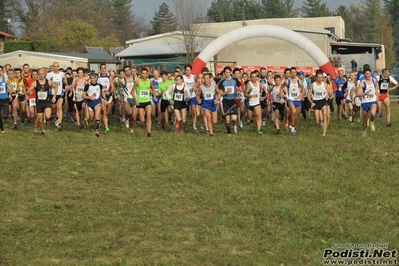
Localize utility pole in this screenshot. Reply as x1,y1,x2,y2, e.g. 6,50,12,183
242,0,246,27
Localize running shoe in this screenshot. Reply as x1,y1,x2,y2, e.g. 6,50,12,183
284,124,289,131
386,122,392,127
192,125,198,132
356,118,360,124
41,131,46,136
105,127,110,133
234,125,237,134
257,130,263,135
85,119,89,126
58,124,62,131
371,124,375,131
147,133,152,137
125,120,129,129
95,130,100,137
276,129,281,134
175,121,180,129
13,123,17,130
33,127,38,133
240,125,245,130
55,121,59,127
362,130,367,137
262,120,266,127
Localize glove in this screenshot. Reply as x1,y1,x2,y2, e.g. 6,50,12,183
169,99,174,105
185,97,191,103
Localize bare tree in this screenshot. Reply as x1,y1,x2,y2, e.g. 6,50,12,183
172,0,209,63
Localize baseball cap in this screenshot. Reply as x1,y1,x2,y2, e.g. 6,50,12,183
298,71,304,76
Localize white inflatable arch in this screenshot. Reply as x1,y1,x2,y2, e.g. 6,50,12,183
192,25,337,78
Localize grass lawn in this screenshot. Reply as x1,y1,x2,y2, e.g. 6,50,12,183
1,103,398,265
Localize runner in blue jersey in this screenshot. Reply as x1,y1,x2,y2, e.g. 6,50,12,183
218,66,241,136
334,69,347,120
0,66,11,132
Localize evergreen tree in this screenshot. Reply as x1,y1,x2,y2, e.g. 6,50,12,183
358,0,383,43
150,2,177,35
301,0,331,17
384,0,399,60
334,5,354,39
280,0,299,18
207,0,264,23
262,0,298,18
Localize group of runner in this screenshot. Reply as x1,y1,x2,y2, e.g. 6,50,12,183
0,61,397,137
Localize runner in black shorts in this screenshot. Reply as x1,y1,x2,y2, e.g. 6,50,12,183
27,67,57,135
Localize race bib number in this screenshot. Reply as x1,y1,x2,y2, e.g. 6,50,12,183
225,86,234,94
140,90,150,98
273,94,280,102
38,91,47,100
366,93,374,99
29,98,36,106
380,83,389,91
174,93,183,101
291,92,298,98
77,87,84,92
204,92,214,100
315,92,324,97
0,86,5,94
11,84,17,92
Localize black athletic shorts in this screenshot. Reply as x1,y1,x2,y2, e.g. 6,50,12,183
138,101,151,109
36,102,51,113
313,99,328,111
74,101,84,112
272,102,285,114
174,101,186,111
160,99,170,112
335,96,344,105
247,104,260,111
223,99,238,116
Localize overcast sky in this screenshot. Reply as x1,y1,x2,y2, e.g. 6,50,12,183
133,0,363,22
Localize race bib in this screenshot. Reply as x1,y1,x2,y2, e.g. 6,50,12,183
140,90,150,98
174,93,183,101
355,97,361,106
204,92,214,100
225,86,234,94
291,92,298,98
249,93,259,105
29,98,36,106
380,83,389,91
338,86,342,91
0,86,5,94
38,91,47,100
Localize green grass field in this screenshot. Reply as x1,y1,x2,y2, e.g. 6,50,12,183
1,103,398,265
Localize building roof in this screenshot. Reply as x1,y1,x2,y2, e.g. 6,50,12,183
125,31,219,46
118,31,215,58
0,50,88,61
56,52,120,63
331,42,381,48
86,47,110,55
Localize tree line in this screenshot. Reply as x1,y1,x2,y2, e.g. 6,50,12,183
1,0,399,67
